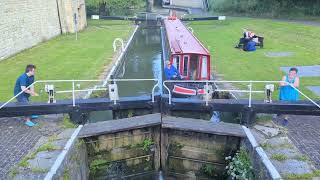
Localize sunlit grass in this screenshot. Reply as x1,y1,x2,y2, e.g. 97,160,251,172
0,20,134,102
189,18,320,100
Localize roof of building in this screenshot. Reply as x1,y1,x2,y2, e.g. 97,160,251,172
164,18,210,55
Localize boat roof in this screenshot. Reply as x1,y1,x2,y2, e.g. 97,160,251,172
164,18,210,56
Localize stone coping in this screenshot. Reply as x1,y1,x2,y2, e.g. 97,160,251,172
79,114,246,138
162,116,246,137
78,113,162,138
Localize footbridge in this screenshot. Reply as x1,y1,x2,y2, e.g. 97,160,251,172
0,79,319,125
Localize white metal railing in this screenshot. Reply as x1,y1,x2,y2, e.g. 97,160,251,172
0,79,160,110
113,38,124,52
163,80,320,110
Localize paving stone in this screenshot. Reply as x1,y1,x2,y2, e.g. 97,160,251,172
274,115,320,169
254,125,280,137
265,52,294,57
307,86,320,96
28,150,61,169
267,136,291,146
57,128,76,140
272,159,314,175
52,139,69,149
280,65,320,77
0,115,63,178
250,129,267,144
267,148,299,159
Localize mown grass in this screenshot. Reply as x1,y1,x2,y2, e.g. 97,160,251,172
60,115,77,129
189,18,320,100
271,153,288,161
0,20,134,102
31,167,48,173
285,170,320,179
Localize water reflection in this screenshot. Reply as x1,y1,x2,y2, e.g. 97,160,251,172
88,26,162,123
116,26,162,97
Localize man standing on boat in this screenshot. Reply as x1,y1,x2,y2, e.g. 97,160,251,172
164,60,181,80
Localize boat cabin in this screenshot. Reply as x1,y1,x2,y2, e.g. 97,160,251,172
163,17,211,80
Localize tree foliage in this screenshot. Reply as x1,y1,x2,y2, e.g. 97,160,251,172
208,0,320,18
85,0,146,16
87,0,144,8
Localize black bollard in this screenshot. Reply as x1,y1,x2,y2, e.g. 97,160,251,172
241,107,256,127
69,111,89,124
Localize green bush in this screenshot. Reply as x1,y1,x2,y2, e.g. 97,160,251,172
208,0,320,19
225,148,254,180
86,0,146,16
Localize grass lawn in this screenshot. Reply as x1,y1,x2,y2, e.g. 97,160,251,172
0,20,134,102
188,17,320,100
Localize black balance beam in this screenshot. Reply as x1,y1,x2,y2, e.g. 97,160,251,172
0,95,160,117
1,95,319,118
162,97,320,116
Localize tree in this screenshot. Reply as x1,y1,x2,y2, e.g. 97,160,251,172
86,0,146,16
86,0,108,16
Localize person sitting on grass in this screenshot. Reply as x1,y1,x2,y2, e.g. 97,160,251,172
14,64,39,127
164,60,181,80
278,67,299,126
244,40,256,52
235,29,257,50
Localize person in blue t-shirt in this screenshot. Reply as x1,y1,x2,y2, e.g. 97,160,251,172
14,64,39,127
278,67,299,126
164,61,181,80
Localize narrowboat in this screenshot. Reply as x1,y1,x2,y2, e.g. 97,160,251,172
161,15,212,97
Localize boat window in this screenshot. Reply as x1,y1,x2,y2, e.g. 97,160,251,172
201,56,208,78
198,57,202,79
190,55,198,80
183,55,189,77
172,55,180,70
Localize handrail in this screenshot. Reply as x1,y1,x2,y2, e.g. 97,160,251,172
113,38,124,52
163,80,320,110
0,79,159,109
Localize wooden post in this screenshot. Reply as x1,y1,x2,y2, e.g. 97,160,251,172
153,126,161,171
160,128,168,173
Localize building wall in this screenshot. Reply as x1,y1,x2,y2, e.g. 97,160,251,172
0,0,87,60
0,0,61,60
57,0,87,33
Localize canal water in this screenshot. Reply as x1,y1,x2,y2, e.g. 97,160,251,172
88,25,162,123
87,21,239,180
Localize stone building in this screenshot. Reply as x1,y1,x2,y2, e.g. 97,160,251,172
0,0,87,60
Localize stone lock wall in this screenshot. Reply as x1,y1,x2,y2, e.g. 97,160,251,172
83,126,161,179
161,128,242,179
0,0,87,60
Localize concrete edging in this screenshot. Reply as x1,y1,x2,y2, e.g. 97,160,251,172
242,126,282,180
44,125,83,180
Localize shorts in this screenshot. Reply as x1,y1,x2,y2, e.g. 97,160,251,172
16,95,29,103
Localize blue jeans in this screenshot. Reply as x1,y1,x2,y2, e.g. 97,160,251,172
16,95,29,103
16,95,30,120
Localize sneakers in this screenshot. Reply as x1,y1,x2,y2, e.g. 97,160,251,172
31,115,39,119
282,119,288,126
25,120,36,127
